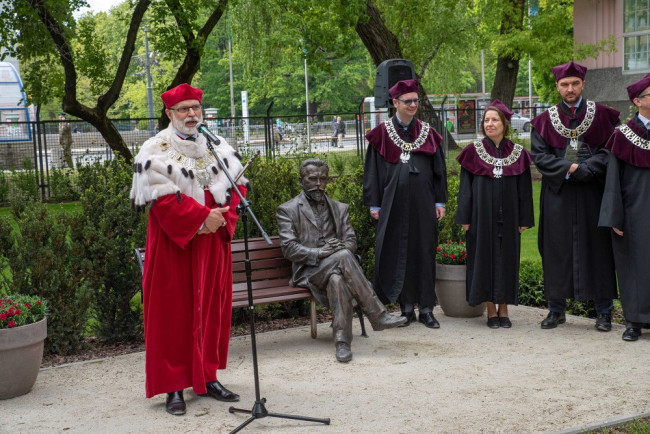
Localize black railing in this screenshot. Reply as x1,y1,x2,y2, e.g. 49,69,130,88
0,106,549,200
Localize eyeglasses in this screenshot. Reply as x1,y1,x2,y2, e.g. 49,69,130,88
396,98,420,106
169,104,202,114
638,94,650,99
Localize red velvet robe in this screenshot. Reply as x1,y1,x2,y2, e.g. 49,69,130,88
142,186,246,398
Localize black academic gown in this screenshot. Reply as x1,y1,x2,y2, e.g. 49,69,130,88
531,100,618,302
456,138,535,306
599,116,650,324
363,118,448,307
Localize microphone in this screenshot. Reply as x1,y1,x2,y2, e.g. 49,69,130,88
196,122,221,145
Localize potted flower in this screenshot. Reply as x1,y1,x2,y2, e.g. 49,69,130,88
435,241,485,318
0,294,48,399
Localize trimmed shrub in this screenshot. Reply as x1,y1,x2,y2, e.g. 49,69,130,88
70,159,148,344
49,167,80,202
0,201,92,355
518,259,545,307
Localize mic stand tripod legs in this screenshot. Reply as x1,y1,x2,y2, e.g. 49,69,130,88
226,202,330,434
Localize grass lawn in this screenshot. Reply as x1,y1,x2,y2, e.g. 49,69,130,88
520,181,541,262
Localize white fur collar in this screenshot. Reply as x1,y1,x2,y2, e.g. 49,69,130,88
130,126,248,207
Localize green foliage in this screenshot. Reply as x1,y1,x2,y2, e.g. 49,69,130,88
438,173,465,243
48,168,81,202
0,201,92,355
233,156,302,239
9,159,40,204
566,299,596,318
70,158,148,344
518,259,545,307
0,171,9,204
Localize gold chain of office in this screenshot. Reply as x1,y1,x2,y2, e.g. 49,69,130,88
617,124,650,150
473,141,524,178
385,118,431,163
548,100,596,149
159,141,216,188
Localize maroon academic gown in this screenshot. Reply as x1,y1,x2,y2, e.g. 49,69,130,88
142,186,246,398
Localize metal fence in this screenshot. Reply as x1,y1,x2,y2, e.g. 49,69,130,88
0,105,549,200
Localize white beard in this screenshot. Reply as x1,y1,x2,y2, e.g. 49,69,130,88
171,114,202,136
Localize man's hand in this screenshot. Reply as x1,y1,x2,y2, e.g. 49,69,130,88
436,206,445,221
568,163,579,174
318,238,345,258
518,226,529,233
462,224,470,231
202,206,230,233
369,209,380,220
613,227,623,237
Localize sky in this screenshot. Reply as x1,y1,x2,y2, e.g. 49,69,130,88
75,0,125,17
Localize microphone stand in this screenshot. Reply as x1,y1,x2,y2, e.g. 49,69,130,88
202,135,330,433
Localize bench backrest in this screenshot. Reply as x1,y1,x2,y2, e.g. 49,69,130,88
230,236,292,291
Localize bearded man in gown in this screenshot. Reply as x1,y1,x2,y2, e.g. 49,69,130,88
130,83,248,415
530,61,620,332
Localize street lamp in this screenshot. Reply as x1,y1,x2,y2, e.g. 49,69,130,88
144,25,155,133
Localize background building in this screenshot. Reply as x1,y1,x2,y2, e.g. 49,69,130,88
574,0,646,116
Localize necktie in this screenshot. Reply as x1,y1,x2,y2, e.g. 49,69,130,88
185,136,196,141
570,106,576,118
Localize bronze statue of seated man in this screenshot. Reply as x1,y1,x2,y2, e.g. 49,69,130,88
276,158,406,362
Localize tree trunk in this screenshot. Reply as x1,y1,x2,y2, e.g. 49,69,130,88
159,0,228,130
29,0,152,164
489,0,526,109
355,1,457,149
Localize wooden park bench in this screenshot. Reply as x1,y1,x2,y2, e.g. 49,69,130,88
135,236,367,339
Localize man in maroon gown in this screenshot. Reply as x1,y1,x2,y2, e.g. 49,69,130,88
531,62,620,332
363,79,448,329
131,83,248,415
599,74,650,341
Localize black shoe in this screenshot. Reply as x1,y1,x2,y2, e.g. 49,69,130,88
371,312,407,331
335,341,352,362
200,380,240,402
419,312,440,329
166,390,186,415
595,313,612,332
487,316,500,328
399,311,417,327
541,311,566,329
622,327,642,342
499,316,512,328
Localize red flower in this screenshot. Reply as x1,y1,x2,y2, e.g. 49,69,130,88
459,241,464,245
25,303,32,308
450,254,455,259
0,313,6,320
447,240,452,244
15,309,21,315
7,321,15,328
36,301,42,306
442,253,448,258
436,246,441,252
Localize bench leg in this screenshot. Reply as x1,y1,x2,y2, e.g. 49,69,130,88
354,306,369,337
310,298,317,339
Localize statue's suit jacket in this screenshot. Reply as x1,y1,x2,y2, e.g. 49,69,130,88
276,191,357,306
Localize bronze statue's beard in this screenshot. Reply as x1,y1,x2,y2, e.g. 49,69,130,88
305,189,325,203
172,114,202,135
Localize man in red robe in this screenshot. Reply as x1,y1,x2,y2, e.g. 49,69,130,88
130,83,248,415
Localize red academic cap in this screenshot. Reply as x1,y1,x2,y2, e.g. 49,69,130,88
627,73,650,103
161,83,203,109
486,99,513,122
389,79,419,99
552,61,587,81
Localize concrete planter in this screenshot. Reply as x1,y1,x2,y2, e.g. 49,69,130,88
0,317,47,399
435,264,485,318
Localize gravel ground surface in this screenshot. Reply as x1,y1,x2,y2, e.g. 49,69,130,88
3,305,649,433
